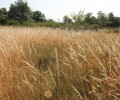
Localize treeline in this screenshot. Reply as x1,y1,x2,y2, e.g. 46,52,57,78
0,0,120,30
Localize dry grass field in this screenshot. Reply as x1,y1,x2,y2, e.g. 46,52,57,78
0,26,120,100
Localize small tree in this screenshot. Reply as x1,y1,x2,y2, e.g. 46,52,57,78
107,12,120,27
47,19,54,22
97,11,107,27
63,15,72,23
84,13,97,25
71,10,85,23
0,8,8,25
8,0,31,24
32,11,46,22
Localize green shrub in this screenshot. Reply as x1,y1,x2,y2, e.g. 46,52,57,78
8,19,20,26
88,24,102,30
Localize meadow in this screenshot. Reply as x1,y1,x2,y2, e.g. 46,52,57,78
0,26,120,100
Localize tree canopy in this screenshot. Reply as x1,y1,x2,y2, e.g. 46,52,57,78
8,0,31,24
0,8,8,25
32,11,46,22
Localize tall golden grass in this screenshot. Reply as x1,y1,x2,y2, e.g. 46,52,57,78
0,26,120,100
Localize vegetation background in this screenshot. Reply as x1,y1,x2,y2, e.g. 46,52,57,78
0,0,120,30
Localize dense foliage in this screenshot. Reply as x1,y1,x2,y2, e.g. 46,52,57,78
8,0,31,24
0,8,8,25
32,11,46,22
0,0,120,29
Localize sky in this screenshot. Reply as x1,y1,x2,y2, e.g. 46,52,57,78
0,0,120,21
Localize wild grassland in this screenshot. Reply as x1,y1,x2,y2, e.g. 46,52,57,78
0,26,120,100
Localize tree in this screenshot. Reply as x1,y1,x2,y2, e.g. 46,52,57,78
47,19,54,22
108,12,114,21
71,10,85,23
32,11,46,22
0,8,8,25
63,15,72,23
8,0,31,24
108,12,120,27
111,17,120,27
97,11,107,27
84,13,97,24
90,16,97,24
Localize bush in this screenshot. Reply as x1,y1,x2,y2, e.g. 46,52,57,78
7,19,20,26
22,21,36,27
88,24,102,30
